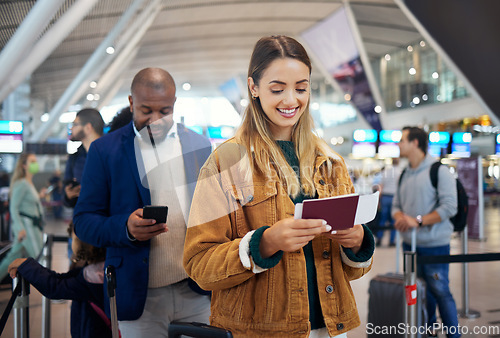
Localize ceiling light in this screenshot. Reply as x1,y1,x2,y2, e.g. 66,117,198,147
391,131,402,142
407,46,413,52
106,46,115,54
59,111,77,123
353,130,366,142
182,82,191,91
432,72,439,79
311,102,320,110
240,98,249,107
429,132,440,143
94,94,100,101
344,94,351,101
412,97,420,104
409,68,416,75
41,113,49,122
87,94,94,101
420,41,426,47
89,81,97,88
374,105,382,113
384,54,391,61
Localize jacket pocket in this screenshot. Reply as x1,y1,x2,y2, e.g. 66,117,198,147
216,281,247,318
228,182,278,237
105,256,123,269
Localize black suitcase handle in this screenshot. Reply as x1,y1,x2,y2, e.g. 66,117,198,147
168,321,232,338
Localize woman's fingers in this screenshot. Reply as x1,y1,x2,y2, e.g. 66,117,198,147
265,218,330,253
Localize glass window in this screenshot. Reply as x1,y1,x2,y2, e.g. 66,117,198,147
378,40,469,112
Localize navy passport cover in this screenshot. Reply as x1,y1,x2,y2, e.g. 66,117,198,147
301,194,359,230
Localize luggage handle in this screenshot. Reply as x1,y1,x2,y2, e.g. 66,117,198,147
395,228,416,273
168,321,233,338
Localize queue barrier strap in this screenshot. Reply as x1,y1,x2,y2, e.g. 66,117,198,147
418,252,500,265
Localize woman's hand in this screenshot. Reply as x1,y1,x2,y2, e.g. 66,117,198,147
260,218,331,258
323,224,364,254
8,258,27,279
17,230,26,241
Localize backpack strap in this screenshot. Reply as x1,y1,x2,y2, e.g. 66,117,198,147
398,168,406,187
397,167,407,203
430,161,441,190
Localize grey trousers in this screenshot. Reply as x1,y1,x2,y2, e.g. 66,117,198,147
118,279,211,337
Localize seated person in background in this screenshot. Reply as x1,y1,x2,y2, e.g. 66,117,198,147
8,224,111,338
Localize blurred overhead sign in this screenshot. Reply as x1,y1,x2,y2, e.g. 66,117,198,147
301,7,382,131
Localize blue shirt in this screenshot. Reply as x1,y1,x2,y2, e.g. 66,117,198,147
392,155,457,247
63,145,87,207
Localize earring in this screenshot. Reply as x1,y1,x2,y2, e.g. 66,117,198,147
252,95,258,100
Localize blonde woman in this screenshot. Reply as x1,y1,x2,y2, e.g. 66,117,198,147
184,36,374,337
0,153,44,281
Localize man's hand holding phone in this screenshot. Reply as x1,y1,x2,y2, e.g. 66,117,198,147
127,206,168,241
64,180,81,199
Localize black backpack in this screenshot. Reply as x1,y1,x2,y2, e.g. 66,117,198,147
429,162,469,232
398,162,469,232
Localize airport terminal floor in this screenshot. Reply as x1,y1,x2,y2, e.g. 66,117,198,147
1,207,499,338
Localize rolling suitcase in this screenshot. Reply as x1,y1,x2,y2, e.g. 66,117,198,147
367,273,427,337
367,230,428,338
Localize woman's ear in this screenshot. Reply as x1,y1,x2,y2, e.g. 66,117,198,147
248,77,258,98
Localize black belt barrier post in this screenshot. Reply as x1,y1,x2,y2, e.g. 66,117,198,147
13,276,29,338
404,250,417,338
458,226,480,319
41,233,52,338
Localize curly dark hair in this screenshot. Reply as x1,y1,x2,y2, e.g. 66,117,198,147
108,106,133,133
68,222,106,264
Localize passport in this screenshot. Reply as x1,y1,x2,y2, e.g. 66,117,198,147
294,191,379,230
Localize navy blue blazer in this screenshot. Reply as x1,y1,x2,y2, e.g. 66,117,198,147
74,122,212,320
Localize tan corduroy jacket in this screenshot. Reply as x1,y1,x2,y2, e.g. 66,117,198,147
184,139,373,337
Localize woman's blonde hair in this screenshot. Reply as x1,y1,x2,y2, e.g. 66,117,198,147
10,153,34,187
235,35,332,198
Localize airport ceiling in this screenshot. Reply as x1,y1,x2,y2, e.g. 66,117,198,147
0,0,422,120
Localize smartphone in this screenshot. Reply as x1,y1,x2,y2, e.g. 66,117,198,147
143,205,168,224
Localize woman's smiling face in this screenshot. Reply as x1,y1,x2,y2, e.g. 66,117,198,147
248,57,310,140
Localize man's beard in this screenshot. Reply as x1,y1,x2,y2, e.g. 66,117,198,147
70,130,85,142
